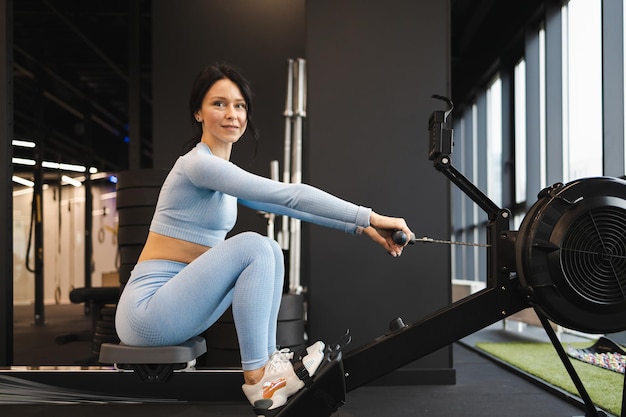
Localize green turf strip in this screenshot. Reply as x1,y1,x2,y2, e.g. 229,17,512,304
475,341,624,416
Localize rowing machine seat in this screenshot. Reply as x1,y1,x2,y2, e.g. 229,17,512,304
99,336,207,382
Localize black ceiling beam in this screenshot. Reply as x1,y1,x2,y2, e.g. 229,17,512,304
43,0,152,107
451,0,546,106
14,53,124,127
43,0,128,83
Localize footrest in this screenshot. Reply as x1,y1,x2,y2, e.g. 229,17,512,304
253,332,352,417
254,350,347,417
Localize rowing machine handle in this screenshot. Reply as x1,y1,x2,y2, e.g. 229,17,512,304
392,230,416,245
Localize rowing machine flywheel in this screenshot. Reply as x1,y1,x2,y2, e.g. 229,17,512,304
516,177,626,334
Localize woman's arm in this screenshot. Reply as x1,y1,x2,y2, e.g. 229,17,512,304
186,147,413,256
238,198,366,234
185,149,370,228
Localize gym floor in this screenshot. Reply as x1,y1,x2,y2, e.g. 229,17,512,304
5,304,592,417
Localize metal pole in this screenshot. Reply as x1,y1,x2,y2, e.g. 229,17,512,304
279,59,294,250
536,310,603,417
78,111,94,293
289,58,306,294
84,170,93,289
267,160,279,241
33,137,45,326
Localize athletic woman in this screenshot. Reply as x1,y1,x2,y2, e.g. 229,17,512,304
115,63,413,410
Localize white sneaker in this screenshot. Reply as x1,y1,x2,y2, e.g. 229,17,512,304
301,341,325,377
241,349,305,411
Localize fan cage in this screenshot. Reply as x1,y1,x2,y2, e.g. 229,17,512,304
560,206,626,305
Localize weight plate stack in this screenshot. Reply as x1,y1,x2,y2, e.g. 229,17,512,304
93,306,119,358
91,169,167,360
199,293,306,368
116,169,169,285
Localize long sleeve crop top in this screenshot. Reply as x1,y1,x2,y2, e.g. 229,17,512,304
149,142,372,247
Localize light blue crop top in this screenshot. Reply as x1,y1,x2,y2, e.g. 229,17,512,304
149,142,372,247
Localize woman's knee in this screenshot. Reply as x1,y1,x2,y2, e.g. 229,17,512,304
266,237,284,276
265,236,283,260
236,231,269,248
234,232,281,260
235,232,284,276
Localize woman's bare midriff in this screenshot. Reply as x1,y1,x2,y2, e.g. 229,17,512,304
137,232,211,264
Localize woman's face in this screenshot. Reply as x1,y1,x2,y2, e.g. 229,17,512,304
195,78,248,149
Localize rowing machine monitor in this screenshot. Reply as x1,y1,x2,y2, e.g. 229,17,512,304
428,95,454,160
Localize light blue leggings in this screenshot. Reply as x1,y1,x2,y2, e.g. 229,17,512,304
115,232,284,371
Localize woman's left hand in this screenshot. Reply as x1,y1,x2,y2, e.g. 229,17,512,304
365,212,413,257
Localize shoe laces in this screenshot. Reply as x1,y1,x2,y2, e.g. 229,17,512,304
265,348,294,375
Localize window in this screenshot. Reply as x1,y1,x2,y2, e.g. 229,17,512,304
486,76,503,207
451,0,617,286
562,0,603,180
514,59,527,205
514,58,527,228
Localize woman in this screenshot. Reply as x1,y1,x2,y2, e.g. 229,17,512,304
115,63,413,411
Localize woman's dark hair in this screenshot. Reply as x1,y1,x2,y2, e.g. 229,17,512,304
185,63,259,153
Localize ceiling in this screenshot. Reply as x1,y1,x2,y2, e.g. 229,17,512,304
450,0,545,103
9,0,544,180
12,0,152,179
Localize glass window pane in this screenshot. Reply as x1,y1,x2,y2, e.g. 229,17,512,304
514,59,527,204
486,76,502,206
563,0,602,180
539,27,547,190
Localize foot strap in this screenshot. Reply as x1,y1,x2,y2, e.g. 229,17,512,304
250,347,348,417
292,360,314,387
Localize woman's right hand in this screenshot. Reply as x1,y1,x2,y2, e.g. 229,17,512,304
365,212,413,257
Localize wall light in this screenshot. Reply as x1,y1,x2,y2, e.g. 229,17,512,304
43,161,87,172
61,175,82,187
12,139,36,148
12,157,36,166
12,176,34,187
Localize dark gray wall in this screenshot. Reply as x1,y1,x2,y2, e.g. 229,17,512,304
152,0,305,234
304,0,452,383
152,0,452,384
